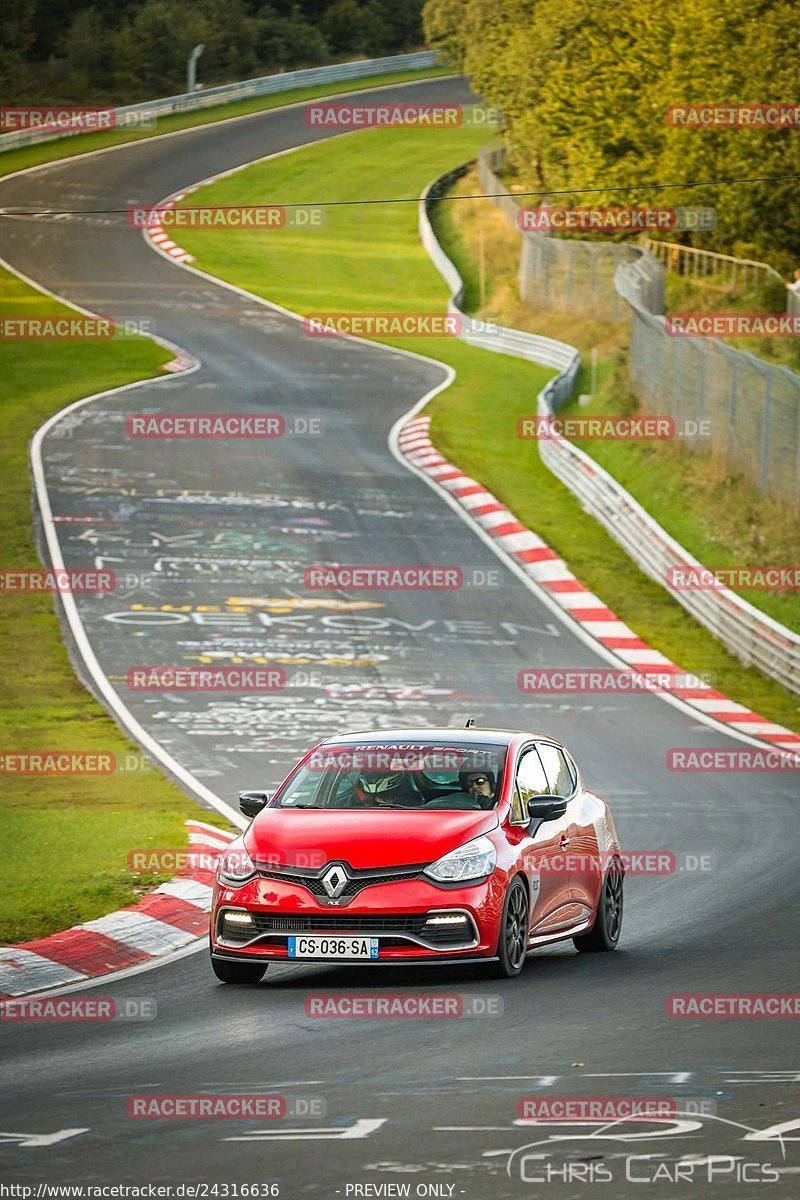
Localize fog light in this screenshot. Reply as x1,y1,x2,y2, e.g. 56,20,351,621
223,911,254,925
425,914,469,925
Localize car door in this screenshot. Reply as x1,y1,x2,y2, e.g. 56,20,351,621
536,743,596,921
513,745,574,937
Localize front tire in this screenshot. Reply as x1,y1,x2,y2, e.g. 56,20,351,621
212,957,267,984
491,877,530,978
574,858,623,952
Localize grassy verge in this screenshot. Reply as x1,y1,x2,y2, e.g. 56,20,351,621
175,124,798,733
440,166,800,635
0,270,235,945
0,67,451,180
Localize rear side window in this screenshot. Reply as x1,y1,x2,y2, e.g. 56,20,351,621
537,744,575,798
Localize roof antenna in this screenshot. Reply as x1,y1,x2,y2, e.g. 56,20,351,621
464,717,476,729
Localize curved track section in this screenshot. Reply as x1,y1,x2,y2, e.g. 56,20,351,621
0,78,797,1196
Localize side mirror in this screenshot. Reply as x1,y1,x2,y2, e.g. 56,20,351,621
239,790,271,819
527,795,567,825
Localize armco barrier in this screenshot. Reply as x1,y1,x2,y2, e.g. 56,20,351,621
421,167,580,392
0,52,439,153
421,164,800,696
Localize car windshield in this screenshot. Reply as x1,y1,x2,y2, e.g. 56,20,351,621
275,742,507,811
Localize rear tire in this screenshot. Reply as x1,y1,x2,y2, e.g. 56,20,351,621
574,858,623,952
212,957,267,984
490,877,530,978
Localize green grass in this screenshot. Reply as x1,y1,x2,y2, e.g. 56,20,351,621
0,270,230,945
175,122,799,735
0,66,451,180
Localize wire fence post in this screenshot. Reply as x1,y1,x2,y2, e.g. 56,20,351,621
760,375,772,493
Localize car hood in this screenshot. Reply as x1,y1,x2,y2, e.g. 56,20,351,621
245,807,499,870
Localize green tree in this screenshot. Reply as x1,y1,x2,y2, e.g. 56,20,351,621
373,0,423,52
422,0,471,69
321,0,389,55
0,1,39,99
253,4,329,68
62,7,114,97
659,0,800,264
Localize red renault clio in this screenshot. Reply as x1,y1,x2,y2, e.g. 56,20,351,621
210,727,624,983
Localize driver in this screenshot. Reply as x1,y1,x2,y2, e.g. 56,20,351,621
353,772,419,807
459,769,495,801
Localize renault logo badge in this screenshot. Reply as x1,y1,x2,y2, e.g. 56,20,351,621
321,863,348,899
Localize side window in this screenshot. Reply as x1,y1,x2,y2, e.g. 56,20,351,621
537,744,575,798
514,747,551,820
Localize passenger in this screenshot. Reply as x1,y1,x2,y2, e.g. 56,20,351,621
459,770,495,801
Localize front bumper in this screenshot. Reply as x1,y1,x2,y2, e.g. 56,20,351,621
211,949,499,967
210,872,504,963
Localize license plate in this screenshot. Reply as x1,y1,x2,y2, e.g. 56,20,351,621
287,936,379,959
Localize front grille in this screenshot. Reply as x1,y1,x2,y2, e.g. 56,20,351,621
218,910,475,948
257,863,424,902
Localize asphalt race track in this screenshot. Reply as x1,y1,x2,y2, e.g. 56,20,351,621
0,77,798,1196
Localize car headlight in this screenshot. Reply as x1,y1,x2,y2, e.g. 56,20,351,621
424,835,497,884
217,838,256,886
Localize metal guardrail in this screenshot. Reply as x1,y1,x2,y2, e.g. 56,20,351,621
420,167,580,400
642,237,785,292
537,425,800,695
0,51,439,153
423,160,800,697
